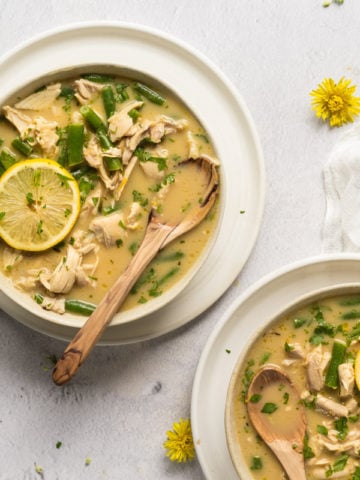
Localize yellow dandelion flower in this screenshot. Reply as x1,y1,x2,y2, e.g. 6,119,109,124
310,77,360,127
163,418,195,463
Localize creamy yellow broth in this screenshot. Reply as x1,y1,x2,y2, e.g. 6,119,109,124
0,74,219,314
233,294,360,480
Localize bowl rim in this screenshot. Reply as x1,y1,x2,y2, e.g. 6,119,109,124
224,280,360,479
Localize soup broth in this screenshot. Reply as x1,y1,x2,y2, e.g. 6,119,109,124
233,293,360,480
0,73,219,316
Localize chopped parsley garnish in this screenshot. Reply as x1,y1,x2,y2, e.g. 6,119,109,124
249,394,262,403
334,417,348,440
303,432,315,459
283,392,289,404
293,317,307,328
132,190,148,208
250,456,263,470
261,402,278,414
316,425,328,435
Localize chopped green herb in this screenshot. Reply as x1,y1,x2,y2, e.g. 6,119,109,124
303,432,315,459
132,190,148,208
115,239,123,248
195,132,209,143
249,394,262,403
225,348,231,354
34,293,44,304
333,454,349,472
283,392,289,405
352,466,360,480
129,242,139,256
250,456,263,470
261,402,278,414
284,342,294,352
36,220,43,235
293,317,307,328
259,352,271,365
334,417,348,440
317,425,328,435
0,211,6,220
56,441,62,449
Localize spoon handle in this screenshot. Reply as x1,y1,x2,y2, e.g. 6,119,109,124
52,221,174,386
270,440,307,480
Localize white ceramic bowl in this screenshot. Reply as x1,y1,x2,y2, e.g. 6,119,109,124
0,22,264,344
224,281,360,479
191,254,360,479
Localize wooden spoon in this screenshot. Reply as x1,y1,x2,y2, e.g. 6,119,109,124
52,156,219,386
246,364,307,480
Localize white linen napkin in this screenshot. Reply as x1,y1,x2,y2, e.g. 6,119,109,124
323,123,360,252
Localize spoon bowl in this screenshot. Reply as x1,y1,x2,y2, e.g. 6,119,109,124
246,365,307,480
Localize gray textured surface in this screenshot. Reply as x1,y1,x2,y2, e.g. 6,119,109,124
0,1,357,479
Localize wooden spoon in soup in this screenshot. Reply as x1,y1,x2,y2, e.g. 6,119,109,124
52,156,219,386
246,364,307,480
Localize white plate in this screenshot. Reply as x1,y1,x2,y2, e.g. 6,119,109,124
191,254,360,479
0,22,264,344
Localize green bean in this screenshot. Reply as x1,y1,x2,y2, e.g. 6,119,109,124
325,339,347,389
81,73,114,83
115,83,129,102
102,86,116,118
128,108,140,122
342,310,360,320
133,82,165,105
97,129,112,150
80,105,106,131
11,137,32,156
67,124,84,167
0,149,16,170
157,251,184,262
104,156,123,171
157,267,179,287
65,299,96,316
339,297,360,306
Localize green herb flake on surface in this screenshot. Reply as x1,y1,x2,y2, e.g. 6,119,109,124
250,456,263,470
261,402,278,414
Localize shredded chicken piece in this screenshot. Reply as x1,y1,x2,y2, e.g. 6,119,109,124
90,212,128,247
2,106,59,156
39,246,82,294
14,83,61,110
73,78,104,104
108,100,143,142
3,106,34,138
121,115,187,165
79,181,105,220
287,342,306,360
126,202,143,230
187,131,200,158
338,363,355,398
306,345,331,392
33,116,59,157
315,393,348,418
83,135,121,190
39,295,66,314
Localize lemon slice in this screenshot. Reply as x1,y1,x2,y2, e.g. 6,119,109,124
0,158,80,252
355,349,360,390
